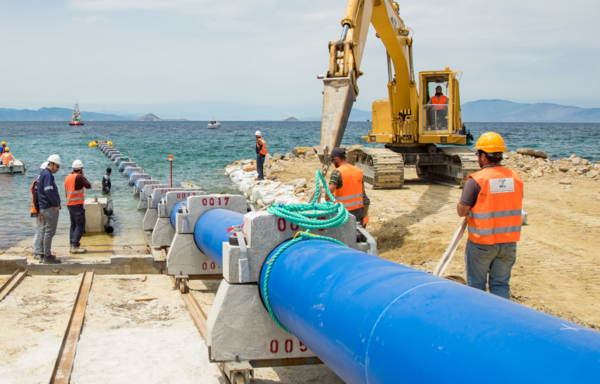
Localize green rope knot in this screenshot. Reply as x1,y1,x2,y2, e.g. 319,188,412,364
263,169,349,333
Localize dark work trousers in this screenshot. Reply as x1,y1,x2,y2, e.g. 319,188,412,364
257,154,265,179
68,205,86,246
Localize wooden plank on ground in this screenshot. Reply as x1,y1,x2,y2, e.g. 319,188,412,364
0,269,28,302
181,292,208,340
49,271,94,384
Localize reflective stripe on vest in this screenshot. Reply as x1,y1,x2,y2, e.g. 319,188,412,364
431,95,447,110
30,179,38,214
467,166,524,245
64,173,85,206
256,138,267,155
333,164,364,211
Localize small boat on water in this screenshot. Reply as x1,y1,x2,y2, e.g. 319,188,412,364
69,101,84,126
0,158,26,174
207,120,221,129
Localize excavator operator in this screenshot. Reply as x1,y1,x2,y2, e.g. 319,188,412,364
427,86,448,130
327,147,370,227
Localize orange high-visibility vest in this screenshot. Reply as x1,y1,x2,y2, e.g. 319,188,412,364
467,166,524,245
65,173,85,206
333,164,364,212
431,95,447,110
256,138,267,155
1,153,12,165
31,179,38,214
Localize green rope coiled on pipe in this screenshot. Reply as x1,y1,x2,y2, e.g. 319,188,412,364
264,169,349,333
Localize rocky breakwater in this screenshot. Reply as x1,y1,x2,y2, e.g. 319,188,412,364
502,148,600,185
225,146,321,208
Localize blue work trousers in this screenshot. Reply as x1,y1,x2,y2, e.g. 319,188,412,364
68,205,86,246
464,239,517,300
257,154,265,179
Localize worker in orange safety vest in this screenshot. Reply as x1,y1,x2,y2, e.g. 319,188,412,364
327,147,370,227
1,148,14,165
456,132,523,300
64,159,91,254
255,130,268,180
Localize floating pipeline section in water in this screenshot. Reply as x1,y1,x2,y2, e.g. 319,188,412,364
192,208,244,268
258,240,600,384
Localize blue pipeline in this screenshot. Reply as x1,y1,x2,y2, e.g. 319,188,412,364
128,171,139,179
122,166,130,173
259,240,600,384
193,209,244,267
170,201,185,229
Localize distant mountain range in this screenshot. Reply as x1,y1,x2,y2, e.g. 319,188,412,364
461,100,600,122
0,107,133,121
300,100,600,123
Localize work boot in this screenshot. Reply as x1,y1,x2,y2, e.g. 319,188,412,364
33,254,42,261
70,245,88,254
42,255,61,264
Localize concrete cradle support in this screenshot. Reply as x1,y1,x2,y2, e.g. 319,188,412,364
138,184,169,211
152,191,206,247
166,195,247,276
123,167,142,177
142,187,188,230
129,173,150,186
259,240,600,384
133,179,160,197
118,162,136,171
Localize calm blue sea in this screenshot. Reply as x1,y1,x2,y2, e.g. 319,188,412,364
1,121,599,249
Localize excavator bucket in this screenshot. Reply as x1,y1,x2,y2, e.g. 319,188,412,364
318,77,356,164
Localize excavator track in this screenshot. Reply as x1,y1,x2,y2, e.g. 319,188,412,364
348,148,404,189
416,147,479,188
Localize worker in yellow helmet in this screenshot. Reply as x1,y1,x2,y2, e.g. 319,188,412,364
1,147,14,165
0,141,6,155
456,132,523,300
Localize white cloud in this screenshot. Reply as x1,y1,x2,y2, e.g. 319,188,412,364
74,15,108,23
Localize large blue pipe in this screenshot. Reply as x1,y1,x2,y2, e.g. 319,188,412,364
170,201,185,229
259,240,600,384
193,209,244,267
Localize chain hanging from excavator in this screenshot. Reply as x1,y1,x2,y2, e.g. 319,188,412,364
317,0,477,189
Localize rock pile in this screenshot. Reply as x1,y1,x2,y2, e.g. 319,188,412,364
502,150,600,181
225,147,321,208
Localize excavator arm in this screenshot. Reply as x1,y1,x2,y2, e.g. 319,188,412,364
318,0,417,164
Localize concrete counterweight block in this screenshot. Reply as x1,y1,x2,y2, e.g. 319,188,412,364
138,184,169,210
118,162,136,172
166,195,246,276
142,187,188,230
129,173,150,186
84,197,109,233
110,153,122,161
152,190,206,247
206,282,317,362
134,180,161,196
123,167,142,177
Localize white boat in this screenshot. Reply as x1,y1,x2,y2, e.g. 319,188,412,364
207,120,221,129
0,158,26,174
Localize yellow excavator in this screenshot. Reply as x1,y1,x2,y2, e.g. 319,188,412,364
317,0,477,188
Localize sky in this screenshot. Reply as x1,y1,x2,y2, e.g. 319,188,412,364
0,0,598,120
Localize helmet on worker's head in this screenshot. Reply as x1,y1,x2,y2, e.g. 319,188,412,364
435,85,442,90
72,160,84,170
5,148,8,152
474,132,506,153
1,141,5,146
255,130,261,136
40,161,49,170
47,154,61,165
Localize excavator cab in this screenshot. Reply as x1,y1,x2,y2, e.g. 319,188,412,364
418,69,465,145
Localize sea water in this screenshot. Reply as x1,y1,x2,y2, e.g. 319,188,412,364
1,121,599,249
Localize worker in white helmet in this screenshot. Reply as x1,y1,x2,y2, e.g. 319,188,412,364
65,160,91,254
38,155,62,263
31,162,49,260
255,130,267,180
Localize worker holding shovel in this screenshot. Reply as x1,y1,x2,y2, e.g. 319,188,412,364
456,132,523,299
